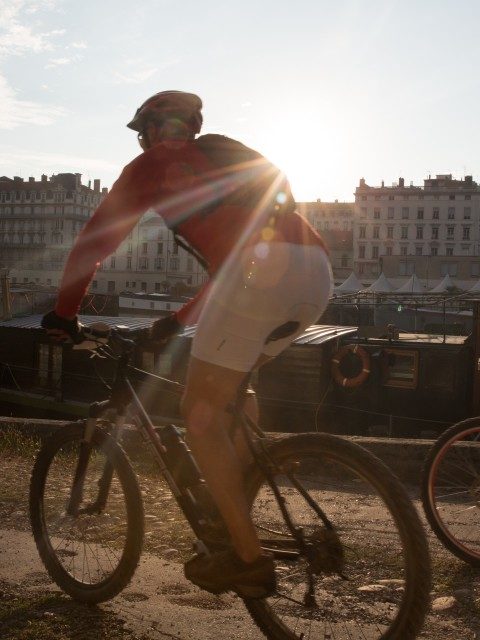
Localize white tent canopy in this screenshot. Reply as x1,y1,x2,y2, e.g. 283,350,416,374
396,274,424,294
364,272,394,293
468,279,480,292
429,273,457,293
334,272,362,293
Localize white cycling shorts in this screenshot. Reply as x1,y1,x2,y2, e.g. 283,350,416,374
191,242,332,372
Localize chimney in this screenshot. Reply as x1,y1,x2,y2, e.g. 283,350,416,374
359,178,366,187
381,180,384,187
399,177,405,187
28,177,35,183
13,176,23,182
101,187,108,195
41,174,48,183
75,173,82,188
93,179,100,192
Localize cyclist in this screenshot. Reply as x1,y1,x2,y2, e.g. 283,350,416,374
42,90,332,598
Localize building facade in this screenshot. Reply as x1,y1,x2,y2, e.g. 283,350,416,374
93,214,207,296
354,175,480,283
297,200,354,283
0,173,207,296
0,173,107,286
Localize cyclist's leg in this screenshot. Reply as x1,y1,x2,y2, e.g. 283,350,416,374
181,356,262,563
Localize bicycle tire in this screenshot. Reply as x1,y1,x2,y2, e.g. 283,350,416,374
244,433,431,640
422,417,480,566
29,421,144,603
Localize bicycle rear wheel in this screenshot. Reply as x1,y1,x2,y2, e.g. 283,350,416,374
422,417,480,566
29,422,144,603
245,434,431,640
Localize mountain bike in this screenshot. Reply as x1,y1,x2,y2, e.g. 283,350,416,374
29,323,431,639
422,416,480,565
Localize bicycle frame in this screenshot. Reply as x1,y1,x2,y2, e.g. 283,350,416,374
66,329,333,564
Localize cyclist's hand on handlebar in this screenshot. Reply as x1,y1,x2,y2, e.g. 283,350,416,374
41,310,83,344
149,313,182,343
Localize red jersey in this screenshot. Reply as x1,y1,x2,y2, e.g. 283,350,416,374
55,134,326,324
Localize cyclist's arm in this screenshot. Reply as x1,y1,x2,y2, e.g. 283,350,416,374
55,155,164,318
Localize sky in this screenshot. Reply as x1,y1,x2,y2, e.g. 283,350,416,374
1,0,480,202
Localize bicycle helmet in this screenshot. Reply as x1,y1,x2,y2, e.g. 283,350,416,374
126,90,203,134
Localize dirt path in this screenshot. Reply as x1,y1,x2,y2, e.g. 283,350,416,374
2,440,480,639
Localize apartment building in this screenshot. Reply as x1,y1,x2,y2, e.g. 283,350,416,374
93,213,207,295
298,200,354,282
0,173,107,286
0,173,206,296
354,175,480,283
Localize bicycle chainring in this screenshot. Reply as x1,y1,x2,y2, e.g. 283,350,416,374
307,527,345,575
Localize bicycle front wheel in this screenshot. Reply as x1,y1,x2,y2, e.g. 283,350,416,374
422,417,480,566
245,433,431,640
29,422,144,603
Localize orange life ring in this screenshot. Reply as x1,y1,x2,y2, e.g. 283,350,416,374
331,344,371,388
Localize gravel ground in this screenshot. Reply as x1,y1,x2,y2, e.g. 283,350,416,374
1,435,480,639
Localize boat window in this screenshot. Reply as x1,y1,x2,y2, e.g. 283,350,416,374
36,344,62,389
382,349,418,389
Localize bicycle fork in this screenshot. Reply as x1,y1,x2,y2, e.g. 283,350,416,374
66,412,125,516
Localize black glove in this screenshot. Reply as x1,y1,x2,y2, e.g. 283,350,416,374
150,313,182,342
41,310,83,343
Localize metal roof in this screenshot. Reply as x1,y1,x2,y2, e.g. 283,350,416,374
0,315,358,345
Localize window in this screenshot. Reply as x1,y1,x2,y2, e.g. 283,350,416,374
449,194,455,200
374,195,381,201
387,207,394,219
416,226,423,240
382,349,418,389
139,257,148,269
431,247,438,256
433,207,439,219
359,245,366,259
386,246,393,256
373,226,380,239
126,256,132,269
415,246,422,256
417,208,424,219
471,263,480,278
448,207,455,219
157,242,163,254
170,257,179,270
91,280,97,289
441,262,457,276
141,282,147,291
372,246,379,259
358,263,364,274
360,207,367,217
127,243,133,253
107,281,115,292
399,261,415,276
374,208,380,219
187,257,194,271
387,226,393,239
431,227,439,240
400,246,408,256
361,195,367,201
155,257,164,269
36,344,63,389
341,254,348,267
110,256,116,268
359,226,366,239
465,194,471,201
401,226,408,239
447,226,454,239
446,247,454,256
464,207,471,219
142,242,148,254
402,207,409,219
463,226,471,240
389,195,394,201
155,282,161,293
